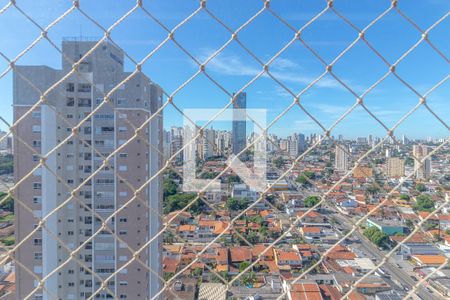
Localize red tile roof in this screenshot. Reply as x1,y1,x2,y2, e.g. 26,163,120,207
290,283,323,300
230,247,252,263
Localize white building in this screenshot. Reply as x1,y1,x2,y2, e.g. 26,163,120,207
335,144,349,172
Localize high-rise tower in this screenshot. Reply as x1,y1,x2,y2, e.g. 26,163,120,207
14,39,163,300
232,92,247,156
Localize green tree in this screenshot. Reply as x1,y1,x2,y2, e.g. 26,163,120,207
405,219,414,230
304,196,320,208
246,231,259,244
164,272,174,281
416,183,427,192
228,174,242,184
164,193,199,214
363,227,389,247
296,171,315,186
164,231,175,244
399,194,410,201
226,197,249,211
366,184,380,195
249,215,264,226
0,155,13,175
413,194,435,212
239,261,251,273
163,179,178,198
165,169,181,181
405,157,414,167
273,157,284,169
0,192,14,212
241,271,256,286
192,267,203,277
211,271,229,283
200,172,220,179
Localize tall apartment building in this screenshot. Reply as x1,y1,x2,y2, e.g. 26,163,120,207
232,92,246,155
287,133,306,158
413,145,431,179
335,144,349,172
162,129,171,163
386,157,405,178
170,126,183,163
199,128,215,160
215,130,231,155
14,39,163,300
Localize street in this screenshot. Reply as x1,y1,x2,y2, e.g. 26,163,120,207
330,209,444,300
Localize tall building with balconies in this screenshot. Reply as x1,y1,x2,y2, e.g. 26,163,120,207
334,144,349,172
386,157,405,178
413,144,431,179
13,39,163,300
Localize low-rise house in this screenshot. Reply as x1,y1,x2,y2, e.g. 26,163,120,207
252,244,274,261
400,243,442,258
275,249,302,269
297,211,327,224
411,254,447,267
439,214,450,230
366,219,404,235
288,283,323,300
301,227,325,242
231,183,258,201
229,247,252,266
163,257,180,275
176,224,197,241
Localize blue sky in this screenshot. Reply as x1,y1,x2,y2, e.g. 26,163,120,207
0,0,448,139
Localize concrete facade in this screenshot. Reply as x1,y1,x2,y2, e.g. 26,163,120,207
13,39,163,300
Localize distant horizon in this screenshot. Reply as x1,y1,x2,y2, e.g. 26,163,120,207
0,0,448,139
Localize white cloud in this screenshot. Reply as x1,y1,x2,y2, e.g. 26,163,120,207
202,51,344,89
293,119,321,131
271,57,299,70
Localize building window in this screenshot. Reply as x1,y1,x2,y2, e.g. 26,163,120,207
77,83,91,92
32,140,41,147
33,183,42,190
66,83,75,92
78,98,91,107
66,97,75,106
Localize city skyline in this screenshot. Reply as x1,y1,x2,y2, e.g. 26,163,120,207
0,0,448,138
0,1,448,300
